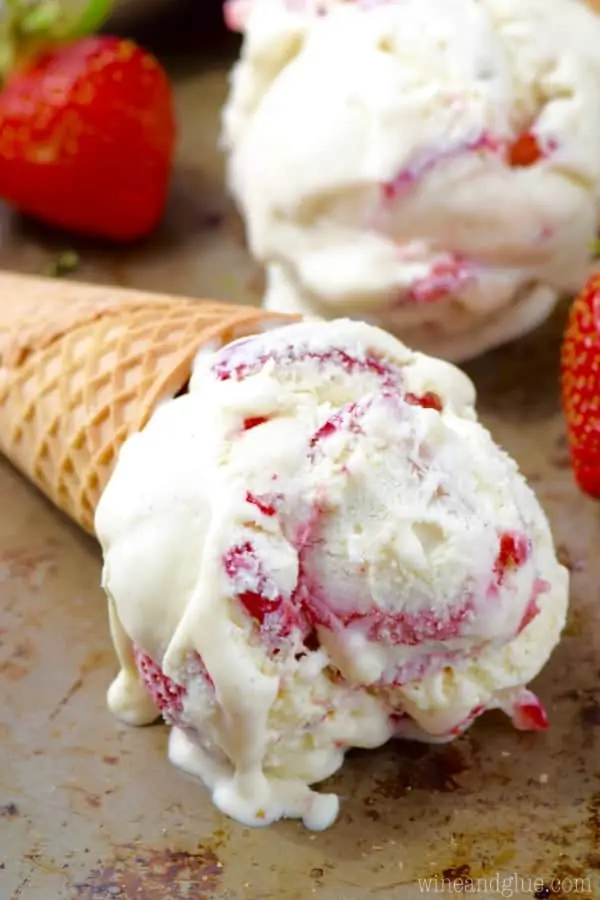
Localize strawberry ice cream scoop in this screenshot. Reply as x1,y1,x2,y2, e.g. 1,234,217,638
222,0,600,361
96,319,568,830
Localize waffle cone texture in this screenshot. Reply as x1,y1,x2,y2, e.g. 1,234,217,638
0,273,294,534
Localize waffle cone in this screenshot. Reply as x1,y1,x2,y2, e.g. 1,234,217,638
0,273,296,534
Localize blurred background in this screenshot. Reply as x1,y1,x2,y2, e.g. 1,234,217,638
0,0,265,307
109,0,235,55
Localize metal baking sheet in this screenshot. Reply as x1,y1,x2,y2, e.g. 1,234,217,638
2,17,600,900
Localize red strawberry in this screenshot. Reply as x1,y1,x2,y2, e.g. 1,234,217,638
561,273,600,498
0,35,175,241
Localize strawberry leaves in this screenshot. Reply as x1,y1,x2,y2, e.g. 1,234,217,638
0,0,112,79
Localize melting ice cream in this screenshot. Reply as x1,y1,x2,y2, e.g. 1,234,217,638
96,319,568,830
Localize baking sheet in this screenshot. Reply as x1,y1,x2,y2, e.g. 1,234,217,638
2,23,600,900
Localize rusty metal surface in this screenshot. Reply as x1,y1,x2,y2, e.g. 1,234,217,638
2,23,600,900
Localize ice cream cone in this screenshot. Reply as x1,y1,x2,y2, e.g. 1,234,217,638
0,272,295,534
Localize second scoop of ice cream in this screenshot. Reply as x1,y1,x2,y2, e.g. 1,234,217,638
96,318,568,830
223,0,600,361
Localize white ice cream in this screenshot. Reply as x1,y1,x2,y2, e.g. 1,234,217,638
222,0,600,361
96,319,568,830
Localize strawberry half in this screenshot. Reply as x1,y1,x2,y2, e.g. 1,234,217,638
561,273,600,498
0,34,175,241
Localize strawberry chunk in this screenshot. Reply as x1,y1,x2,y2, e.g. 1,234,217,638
134,648,186,724
223,541,307,640
405,391,443,412
508,131,542,167
511,692,549,731
133,648,216,729
508,130,558,167
223,542,282,623
494,531,530,584
243,417,269,431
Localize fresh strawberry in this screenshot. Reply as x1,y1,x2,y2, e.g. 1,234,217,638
561,272,600,498
0,34,175,241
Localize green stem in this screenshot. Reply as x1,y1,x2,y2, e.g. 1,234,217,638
72,0,112,35
0,0,112,81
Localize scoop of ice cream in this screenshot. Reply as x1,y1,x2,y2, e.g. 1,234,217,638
222,0,600,361
96,319,568,830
